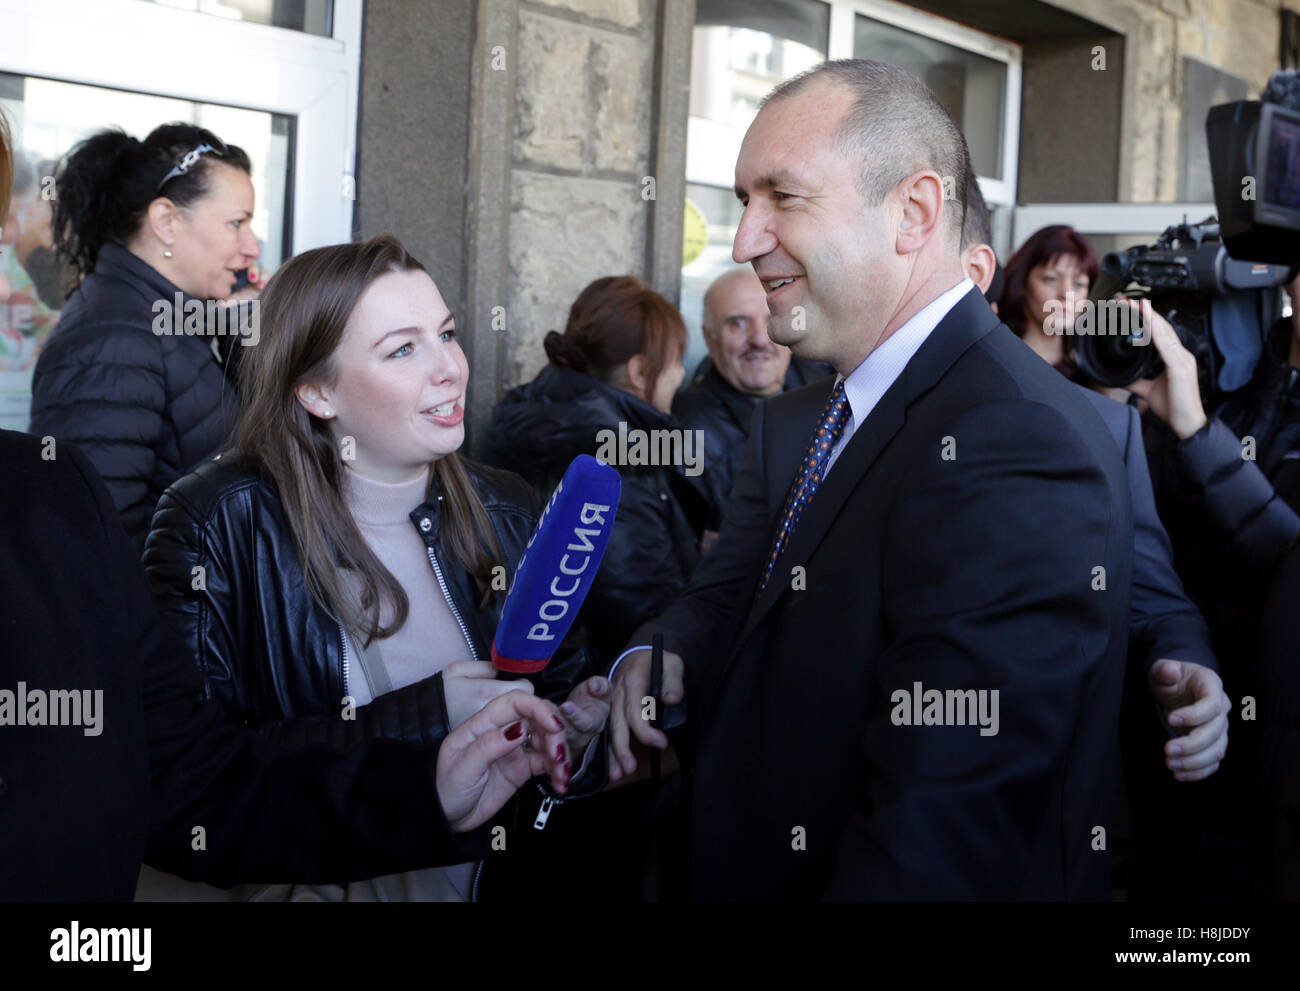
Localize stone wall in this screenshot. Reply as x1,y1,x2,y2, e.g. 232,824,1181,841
1042,0,1283,202
507,0,656,386
355,0,475,322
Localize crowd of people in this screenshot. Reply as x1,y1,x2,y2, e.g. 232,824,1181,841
1,57,1297,902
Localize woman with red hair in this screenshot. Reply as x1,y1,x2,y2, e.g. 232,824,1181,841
999,224,1100,379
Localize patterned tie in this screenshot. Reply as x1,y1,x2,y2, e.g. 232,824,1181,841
758,378,850,593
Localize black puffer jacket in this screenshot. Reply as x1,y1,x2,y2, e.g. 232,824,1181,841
1145,316,1300,673
142,452,597,753
481,364,719,661
30,243,237,554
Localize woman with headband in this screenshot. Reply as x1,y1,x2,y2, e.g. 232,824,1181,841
31,123,261,552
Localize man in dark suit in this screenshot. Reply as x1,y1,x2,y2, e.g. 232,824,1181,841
606,60,1134,900
957,178,1230,785
955,182,1237,902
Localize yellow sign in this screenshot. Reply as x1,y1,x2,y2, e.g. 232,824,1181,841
682,198,707,266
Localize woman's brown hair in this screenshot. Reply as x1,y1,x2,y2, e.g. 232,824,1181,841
998,224,1100,338
0,110,13,219
543,275,686,400
234,234,502,644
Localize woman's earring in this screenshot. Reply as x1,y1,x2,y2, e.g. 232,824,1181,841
162,246,173,259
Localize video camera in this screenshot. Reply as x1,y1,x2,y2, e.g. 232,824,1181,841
1074,87,1300,392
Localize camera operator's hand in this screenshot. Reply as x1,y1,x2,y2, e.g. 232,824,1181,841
1149,659,1230,782
1125,300,1209,440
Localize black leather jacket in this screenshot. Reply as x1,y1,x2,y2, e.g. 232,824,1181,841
142,452,597,752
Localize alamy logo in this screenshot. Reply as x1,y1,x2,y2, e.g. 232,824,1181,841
594,423,704,477
0,683,103,736
890,680,999,736
50,922,151,971
152,293,260,346
1043,295,1150,345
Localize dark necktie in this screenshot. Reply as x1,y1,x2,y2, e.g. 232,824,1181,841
757,378,850,593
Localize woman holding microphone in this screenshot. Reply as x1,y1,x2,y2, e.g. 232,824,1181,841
144,234,609,901
1,109,580,904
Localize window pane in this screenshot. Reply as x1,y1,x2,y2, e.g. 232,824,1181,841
684,0,829,375
0,72,293,431
853,14,1006,179
690,2,829,132
134,0,332,36
681,182,747,377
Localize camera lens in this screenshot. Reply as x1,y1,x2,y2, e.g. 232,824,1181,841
1101,250,1132,282
1073,325,1161,387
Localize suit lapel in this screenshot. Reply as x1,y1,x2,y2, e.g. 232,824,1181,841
735,288,1003,650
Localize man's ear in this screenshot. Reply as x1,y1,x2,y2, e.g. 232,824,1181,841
895,170,946,255
145,197,181,250
963,243,998,296
294,381,334,421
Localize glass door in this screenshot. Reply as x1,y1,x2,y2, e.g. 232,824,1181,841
0,0,362,430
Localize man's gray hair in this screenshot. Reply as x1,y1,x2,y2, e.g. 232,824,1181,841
760,59,970,245
961,174,991,252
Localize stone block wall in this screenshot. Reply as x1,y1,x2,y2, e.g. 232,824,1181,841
504,0,657,386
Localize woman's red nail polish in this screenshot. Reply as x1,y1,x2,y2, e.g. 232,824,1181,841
505,722,523,741
557,743,567,761
563,762,572,778
553,715,565,730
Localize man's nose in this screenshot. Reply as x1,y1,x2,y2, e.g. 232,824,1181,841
732,204,777,264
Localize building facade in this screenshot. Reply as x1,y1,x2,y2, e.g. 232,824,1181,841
0,0,1292,446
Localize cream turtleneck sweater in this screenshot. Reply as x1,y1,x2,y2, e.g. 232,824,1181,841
340,465,475,706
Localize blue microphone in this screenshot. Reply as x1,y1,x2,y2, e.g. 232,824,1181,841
491,454,622,674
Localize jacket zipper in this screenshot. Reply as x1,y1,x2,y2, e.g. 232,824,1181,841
534,795,556,828
423,527,487,901
337,622,351,700
424,544,479,661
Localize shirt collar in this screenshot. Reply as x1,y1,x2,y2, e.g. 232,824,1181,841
837,278,974,427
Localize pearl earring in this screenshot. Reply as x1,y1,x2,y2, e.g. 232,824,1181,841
324,410,334,418
163,247,173,259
